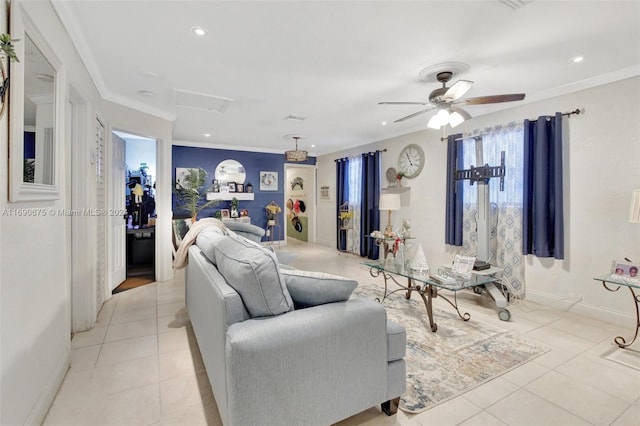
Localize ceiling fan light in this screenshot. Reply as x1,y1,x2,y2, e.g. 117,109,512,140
427,114,442,129
436,108,449,122
427,109,450,129
449,111,465,128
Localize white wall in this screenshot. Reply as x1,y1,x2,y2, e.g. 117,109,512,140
0,1,174,424
0,1,98,424
316,76,640,327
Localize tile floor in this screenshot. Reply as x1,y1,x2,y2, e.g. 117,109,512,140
44,239,640,425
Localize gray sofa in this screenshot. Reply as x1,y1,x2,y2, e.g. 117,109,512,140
221,220,265,242
185,228,406,426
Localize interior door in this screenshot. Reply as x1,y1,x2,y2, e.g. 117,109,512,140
109,133,126,290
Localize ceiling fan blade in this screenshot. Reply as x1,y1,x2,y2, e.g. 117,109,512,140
461,93,526,105
393,107,435,123
379,101,428,105
443,80,473,101
450,105,472,120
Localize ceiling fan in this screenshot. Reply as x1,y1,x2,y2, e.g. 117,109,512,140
379,71,525,129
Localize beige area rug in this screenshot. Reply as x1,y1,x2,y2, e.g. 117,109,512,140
353,284,548,414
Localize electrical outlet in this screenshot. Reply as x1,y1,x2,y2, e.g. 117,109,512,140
266,229,270,237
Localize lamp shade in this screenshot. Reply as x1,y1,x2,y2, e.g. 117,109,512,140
379,193,401,211
630,189,640,223
427,107,468,129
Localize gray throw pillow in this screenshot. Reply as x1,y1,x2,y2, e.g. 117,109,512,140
281,269,358,308
208,233,294,317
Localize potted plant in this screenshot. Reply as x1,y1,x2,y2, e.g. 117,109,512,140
265,202,281,226
1,33,19,118
173,167,220,222
230,197,240,218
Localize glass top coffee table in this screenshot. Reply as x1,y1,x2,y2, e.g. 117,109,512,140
361,260,500,332
594,274,640,348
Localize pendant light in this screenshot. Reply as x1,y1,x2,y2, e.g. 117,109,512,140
285,136,308,162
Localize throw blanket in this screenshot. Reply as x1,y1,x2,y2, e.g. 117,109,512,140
173,218,229,269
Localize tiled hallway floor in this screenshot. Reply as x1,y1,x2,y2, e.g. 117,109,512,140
44,240,640,425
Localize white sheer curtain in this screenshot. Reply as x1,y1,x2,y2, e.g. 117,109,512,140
347,156,362,254
460,122,526,299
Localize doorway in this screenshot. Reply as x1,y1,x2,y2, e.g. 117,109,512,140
111,130,157,294
284,164,316,243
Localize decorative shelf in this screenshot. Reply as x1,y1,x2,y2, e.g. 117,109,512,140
382,186,410,194
206,192,254,201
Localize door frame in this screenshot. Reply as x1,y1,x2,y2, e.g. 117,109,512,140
283,163,317,244
108,131,127,291
107,126,158,291
68,87,99,333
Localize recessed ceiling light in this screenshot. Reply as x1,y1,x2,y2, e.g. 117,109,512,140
311,144,316,148
571,56,584,63
203,133,211,137
381,121,387,126
138,90,154,97
191,26,208,36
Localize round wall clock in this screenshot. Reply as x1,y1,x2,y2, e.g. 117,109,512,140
398,144,425,179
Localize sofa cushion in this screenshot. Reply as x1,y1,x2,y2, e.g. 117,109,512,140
195,226,228,265
201,232,294,318
280,269,358,308
223,221,265,242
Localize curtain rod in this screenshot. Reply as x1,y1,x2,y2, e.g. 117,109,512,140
334,148,386,162
439,108,583,142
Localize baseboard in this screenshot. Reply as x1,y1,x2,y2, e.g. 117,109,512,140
526,290,634,328
25,349,69,425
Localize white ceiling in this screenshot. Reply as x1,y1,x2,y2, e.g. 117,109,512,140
52,0,640,156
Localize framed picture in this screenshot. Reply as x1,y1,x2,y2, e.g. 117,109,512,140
452,255,475,279
228,182,237,192
260,171,278,191
611,260,639,280
220,209,230,219
240,209,249,217
320,185,330,200
236,183,244,193
175,167,197,189
246,183,253,193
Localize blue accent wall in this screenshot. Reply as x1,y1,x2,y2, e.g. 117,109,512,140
172,145,316,241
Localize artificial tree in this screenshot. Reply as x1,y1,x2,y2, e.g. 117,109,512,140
174,167,220,222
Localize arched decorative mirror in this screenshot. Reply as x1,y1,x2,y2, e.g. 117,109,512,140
9,2,64,201
214,159,246,185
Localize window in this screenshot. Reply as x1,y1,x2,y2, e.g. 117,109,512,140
461,123,524,206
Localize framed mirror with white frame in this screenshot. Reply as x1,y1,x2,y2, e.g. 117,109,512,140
9,1,65,201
